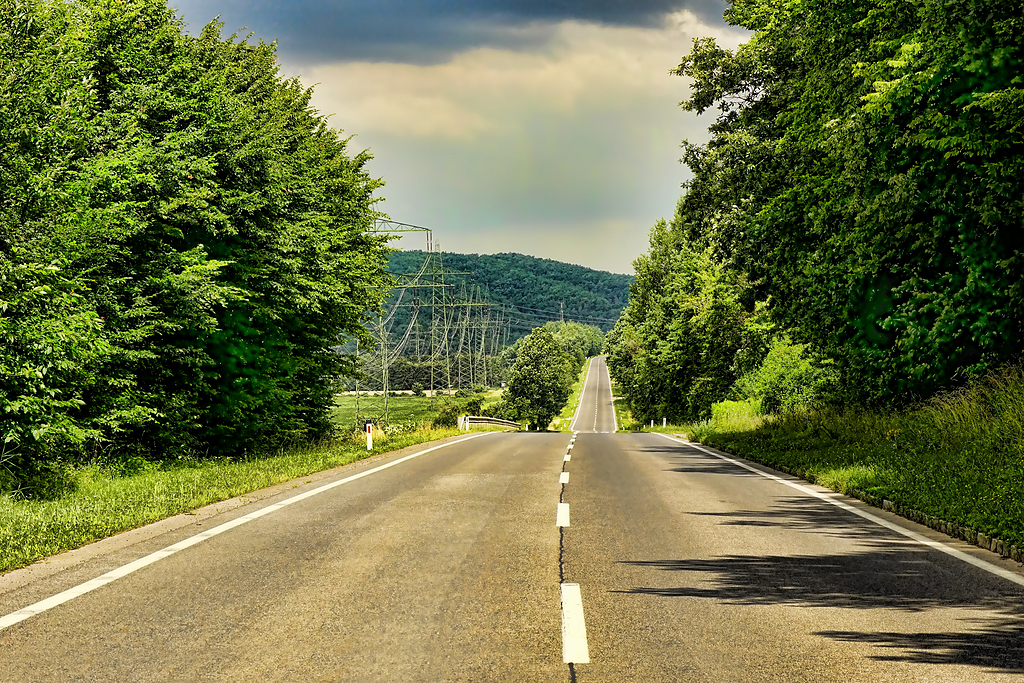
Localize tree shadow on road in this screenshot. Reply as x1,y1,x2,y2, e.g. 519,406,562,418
818,620,1024,672
630,444,765,477
686,495,891,540
614,547,1024,672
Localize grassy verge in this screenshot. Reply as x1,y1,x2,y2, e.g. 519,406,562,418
0,425,495,575
551,359,593,432
609,379,636,432
678,366,1024,555
631,400,766,435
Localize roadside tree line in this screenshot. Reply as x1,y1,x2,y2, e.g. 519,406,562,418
1,0,391,493
606,0,1024,422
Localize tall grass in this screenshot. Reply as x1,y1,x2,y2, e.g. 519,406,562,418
695,364,1024,551
609,379,638,432
626,400,765,435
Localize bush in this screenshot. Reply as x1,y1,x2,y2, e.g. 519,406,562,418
430,396,484,428
733,339,838,414
481,399,511,420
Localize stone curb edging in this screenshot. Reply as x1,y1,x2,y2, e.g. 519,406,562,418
701,439,1023,565
850,488,1022,563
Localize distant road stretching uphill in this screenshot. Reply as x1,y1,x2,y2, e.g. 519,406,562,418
570,356,616,434
2,356,1022,680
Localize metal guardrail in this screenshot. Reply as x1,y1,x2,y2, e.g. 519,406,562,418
458,415,521,430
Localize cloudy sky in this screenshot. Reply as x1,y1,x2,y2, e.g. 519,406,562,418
168,1,747,274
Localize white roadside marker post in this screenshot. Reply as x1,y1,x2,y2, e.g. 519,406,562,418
366,422,372,451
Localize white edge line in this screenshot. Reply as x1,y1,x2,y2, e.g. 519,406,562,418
569,358,594,432
654,433,1024,587
0,432,496,631
556,502,570,527
561,582,590,663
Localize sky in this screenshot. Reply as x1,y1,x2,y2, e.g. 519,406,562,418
168,1,747,274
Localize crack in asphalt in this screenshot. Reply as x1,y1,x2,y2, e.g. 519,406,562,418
561,437,576,681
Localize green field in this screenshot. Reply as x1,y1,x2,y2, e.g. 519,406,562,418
330,394,442,429
330,391,506,429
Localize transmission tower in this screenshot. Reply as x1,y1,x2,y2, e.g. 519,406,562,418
346,220,513,428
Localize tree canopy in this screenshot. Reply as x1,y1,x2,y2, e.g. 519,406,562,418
504,327,575,429
1,0,391,489
608,0,1024,420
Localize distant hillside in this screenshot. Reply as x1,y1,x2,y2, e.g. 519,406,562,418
387,251,633,339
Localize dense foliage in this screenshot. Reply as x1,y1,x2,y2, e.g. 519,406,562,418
608,0,1023,420
502,321,603,376
480,322,601,427
0,0,391,492
502,327,575,429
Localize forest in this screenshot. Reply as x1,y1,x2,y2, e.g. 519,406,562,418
0,0,392,492
606,0,1023,423
386,250,632,339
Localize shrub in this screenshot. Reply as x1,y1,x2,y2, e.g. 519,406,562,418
733,339,838,414
430,396,484,428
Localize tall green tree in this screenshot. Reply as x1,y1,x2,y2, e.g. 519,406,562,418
0,0,392,485
606,221,765,422
681,0,1024,401
504,328,574,429
611,0,1024,417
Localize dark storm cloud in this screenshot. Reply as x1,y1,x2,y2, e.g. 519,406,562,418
171,0,729,64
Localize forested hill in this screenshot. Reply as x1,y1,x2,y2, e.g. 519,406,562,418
388,251,633,336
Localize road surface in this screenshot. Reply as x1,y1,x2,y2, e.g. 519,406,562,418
2,356,1022,680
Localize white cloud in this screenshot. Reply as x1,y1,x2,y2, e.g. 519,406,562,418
294,12,747,273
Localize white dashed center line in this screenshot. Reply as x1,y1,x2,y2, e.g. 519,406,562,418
560,583,590,663
556,503,570,527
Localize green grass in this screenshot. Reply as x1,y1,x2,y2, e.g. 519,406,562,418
686,365,1024,552
330,393,445,428
330,390,505,429
610,379,635,432
0,426,484,575
551,360,592,432
619,400,764,435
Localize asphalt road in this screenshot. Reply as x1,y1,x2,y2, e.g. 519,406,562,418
570,356,616,434
2,356,1022,680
